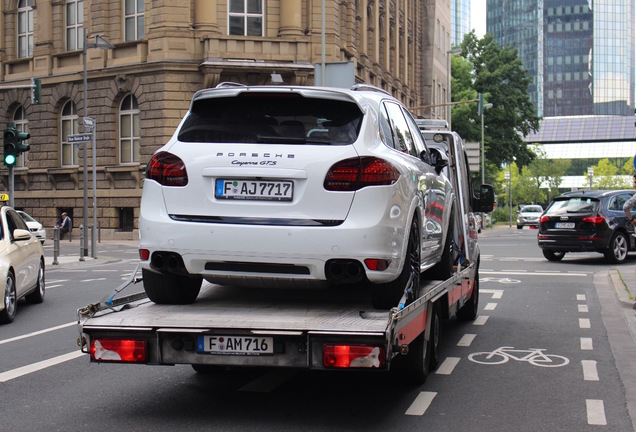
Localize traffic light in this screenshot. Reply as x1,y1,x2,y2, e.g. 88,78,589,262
3,122,30,166
31,78,41,105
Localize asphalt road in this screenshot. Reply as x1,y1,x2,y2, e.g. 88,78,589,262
0,230,634,431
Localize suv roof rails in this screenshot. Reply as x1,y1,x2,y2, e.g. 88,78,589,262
350,83,392,96
215,82,247,88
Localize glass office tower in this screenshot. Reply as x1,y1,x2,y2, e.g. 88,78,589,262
487,0,635,117
451,0,471,46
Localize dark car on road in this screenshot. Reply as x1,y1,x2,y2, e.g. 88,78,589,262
538,190,636,263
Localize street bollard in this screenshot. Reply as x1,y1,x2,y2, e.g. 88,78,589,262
52,226,59,265
79,225,85,262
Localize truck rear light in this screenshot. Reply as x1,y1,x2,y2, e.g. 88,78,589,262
324,157,400,191
90,338,147,363
323,345,385,368
146,151,188,186
364,258,391,271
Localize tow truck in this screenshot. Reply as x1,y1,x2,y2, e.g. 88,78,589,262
76,123,493,384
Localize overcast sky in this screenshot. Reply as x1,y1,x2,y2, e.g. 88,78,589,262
471,0,487,37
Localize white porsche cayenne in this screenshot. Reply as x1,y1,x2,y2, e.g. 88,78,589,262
139,83,455,309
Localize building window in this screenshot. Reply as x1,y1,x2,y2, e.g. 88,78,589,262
124,0,144,41
228,0,264,36
66,0,84,51
119,94,140,163
61,101,80,166
119,207,134,231
17,0,34,58
13,106,28,168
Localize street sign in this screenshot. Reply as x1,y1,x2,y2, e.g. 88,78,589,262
83,117,95,128
68,134,92,143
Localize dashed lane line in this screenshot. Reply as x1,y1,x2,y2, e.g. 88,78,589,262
457,334,476,347
484,303,497,311
405,392,437,416
580,337,593,350
0,322,76,345
0,351,85,382
436,357,460,375
579,318,591,329
578,304,589,313
473,316,489,326
586,399,608,426
582,360,599,381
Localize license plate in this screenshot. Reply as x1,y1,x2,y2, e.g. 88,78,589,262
215,179,293,201
555,222,575,229
197,335,274,355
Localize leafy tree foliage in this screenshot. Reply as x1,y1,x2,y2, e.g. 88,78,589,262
452,32,541,179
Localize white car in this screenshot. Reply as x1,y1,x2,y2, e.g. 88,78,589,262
517,204,544,229
17,210,46,244
139,84,455,309
0,206,46,324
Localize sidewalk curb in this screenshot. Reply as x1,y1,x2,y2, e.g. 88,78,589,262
608,269,636,310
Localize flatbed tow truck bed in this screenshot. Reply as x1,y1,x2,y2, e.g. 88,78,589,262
78,263,476,371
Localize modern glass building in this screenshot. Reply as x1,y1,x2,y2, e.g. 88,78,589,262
487,0,635,117
451,0,471,46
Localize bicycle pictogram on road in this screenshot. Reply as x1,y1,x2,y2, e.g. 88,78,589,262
468,346,569,367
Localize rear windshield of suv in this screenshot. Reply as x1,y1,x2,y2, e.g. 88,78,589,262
177,93,363,145
545,197,600,215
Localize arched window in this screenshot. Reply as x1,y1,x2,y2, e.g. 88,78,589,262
13,106,28,168
124,0,145,41
17,0,34,58
119,94,140,163
66,0,84,51
61,101,80,166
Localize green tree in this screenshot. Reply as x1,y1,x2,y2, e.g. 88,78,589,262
452,32,541,177
588,159,631,189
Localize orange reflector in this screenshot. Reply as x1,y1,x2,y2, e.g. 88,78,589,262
323,345,385,368
90,338,147,363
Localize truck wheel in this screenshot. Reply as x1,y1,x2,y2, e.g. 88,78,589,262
372,218,420,309
427,215,454,280
458,268,479,321
428,301,441,370
542,250,565,262
142,268,202,304
392,329,430,386
604,231,629,264
0,272,17,324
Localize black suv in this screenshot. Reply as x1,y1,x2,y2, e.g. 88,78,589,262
538,190,636,263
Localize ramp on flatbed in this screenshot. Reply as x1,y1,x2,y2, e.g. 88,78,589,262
83,283,393,334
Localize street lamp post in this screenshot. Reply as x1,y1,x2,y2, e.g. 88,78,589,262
480,102,493,185
82,30,115,258
505,168,511,227
587,166,594,191
446,48,462,130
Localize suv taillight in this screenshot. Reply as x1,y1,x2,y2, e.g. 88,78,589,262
540,215,550,223
146,151,188,186
582,215,605,224
324,157,400,191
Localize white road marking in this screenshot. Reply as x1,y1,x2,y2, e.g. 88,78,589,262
473,315,489,326
481,271,587,277
481,289,503,299
436,357,460,375
578,304,589,313
80,278,107,282
45,284,64,289
580,337,593,350
457,334,476,347
0,351,85,382
582,360,599,381
238,369,297,392
484,303,497,311
577,294,586,301
405,391,437,416
0,322,76,345
579,318,591,329
586,399,607,425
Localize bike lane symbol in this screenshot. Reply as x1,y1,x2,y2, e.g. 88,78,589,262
468,346,569,367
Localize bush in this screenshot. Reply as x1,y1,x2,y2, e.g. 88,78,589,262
491,206,517,225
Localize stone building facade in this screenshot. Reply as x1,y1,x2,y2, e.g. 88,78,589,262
0,0,450,240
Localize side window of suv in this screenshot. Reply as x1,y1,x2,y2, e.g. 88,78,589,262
382,101,417,156
612,193,634,211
